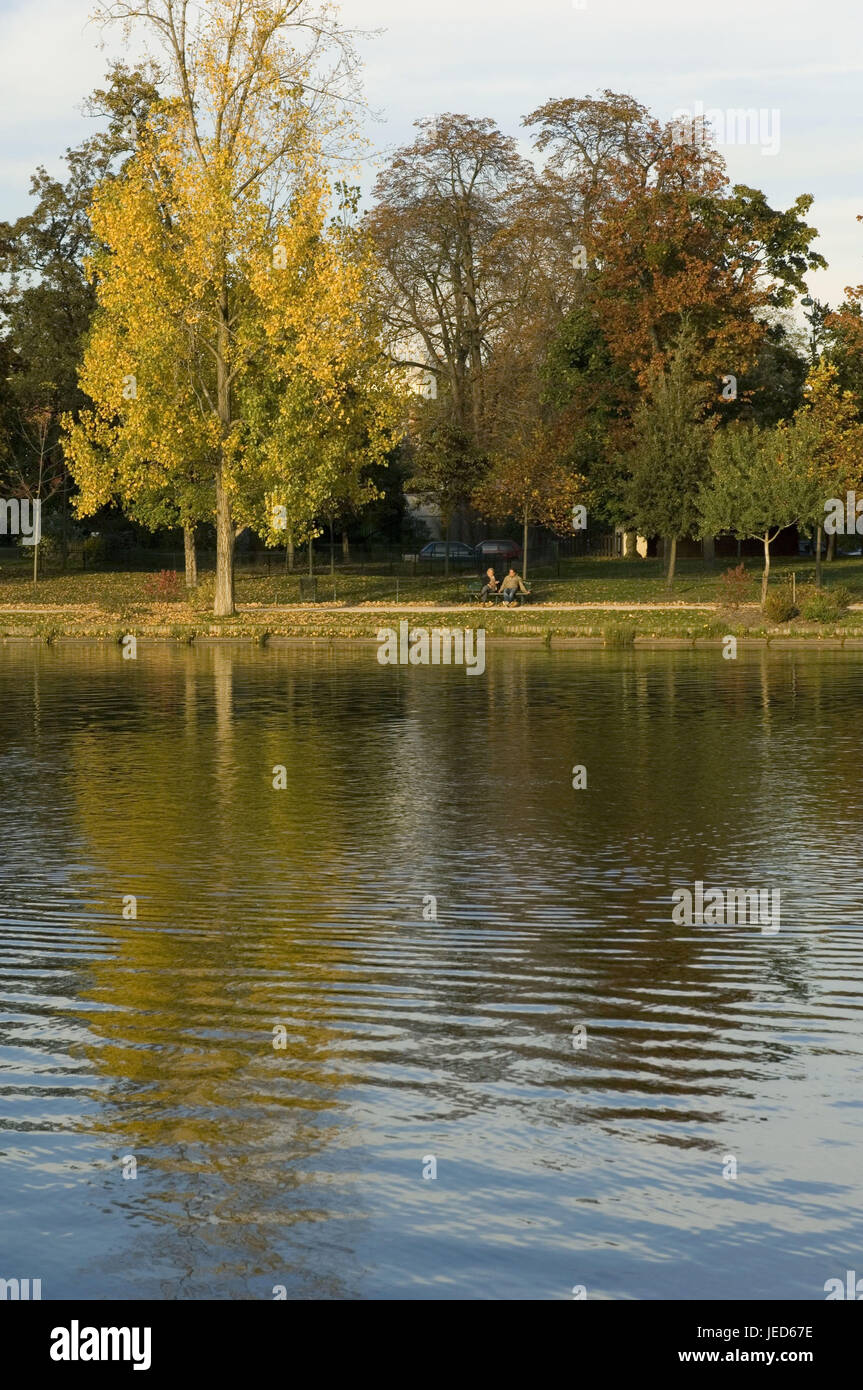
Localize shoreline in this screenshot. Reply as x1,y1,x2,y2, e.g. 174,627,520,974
1,600,860,649
1,628,861,651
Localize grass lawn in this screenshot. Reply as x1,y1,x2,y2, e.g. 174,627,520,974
1,551,861,610
1,552,862,642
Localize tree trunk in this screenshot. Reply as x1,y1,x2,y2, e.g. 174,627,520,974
624,529,638,559
827,531,836,563
761,532,771,606
61,475,68,571
329,518,335,575
214,470,235,616
815,523,823,588
444,515,451,577
702,536,715,567
665,535,677,588
183,524,198,589
33,454,44,585
287,537,294,572
214,276,234,616
308,536,313,576
522,507,529,581
342,530,349,560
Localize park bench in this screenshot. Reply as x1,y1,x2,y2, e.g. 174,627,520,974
465,578,532,606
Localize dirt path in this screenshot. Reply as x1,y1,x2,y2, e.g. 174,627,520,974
238,601,722,614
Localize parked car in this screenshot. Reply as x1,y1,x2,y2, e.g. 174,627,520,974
418,541,477,563
475,538,523,563
799,535,827,556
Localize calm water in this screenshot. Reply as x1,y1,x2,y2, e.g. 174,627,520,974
1,643,862,1301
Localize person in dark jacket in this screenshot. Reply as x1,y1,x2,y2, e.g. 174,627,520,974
479,567,499,603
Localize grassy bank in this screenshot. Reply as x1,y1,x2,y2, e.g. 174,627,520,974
1,554,862,644
2,600,862,645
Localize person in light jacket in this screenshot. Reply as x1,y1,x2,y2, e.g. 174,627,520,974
500,568,529,607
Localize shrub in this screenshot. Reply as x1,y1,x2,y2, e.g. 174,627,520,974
762,586,798,624
143,569,183,602
104,533,133,563
82,535,107,564
827,584,853,611
603,623,636,647
717,562,750,608
32,535,61,564
797,585,844,623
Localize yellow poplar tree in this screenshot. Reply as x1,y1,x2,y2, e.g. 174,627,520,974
65,0,398,614
794,361,863,584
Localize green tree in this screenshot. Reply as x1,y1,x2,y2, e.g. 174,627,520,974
623,327,716,587
700,423,821,604
542,304,635,539
725,324,809,427
0,63,160,576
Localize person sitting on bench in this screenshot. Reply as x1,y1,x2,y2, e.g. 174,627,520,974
479,567,499,603
500,567,529,606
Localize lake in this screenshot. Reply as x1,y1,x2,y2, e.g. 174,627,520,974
1,643,862,1300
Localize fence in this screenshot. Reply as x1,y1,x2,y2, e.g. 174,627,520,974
9,532,621,579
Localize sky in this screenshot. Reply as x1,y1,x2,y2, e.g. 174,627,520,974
0,0,861,307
